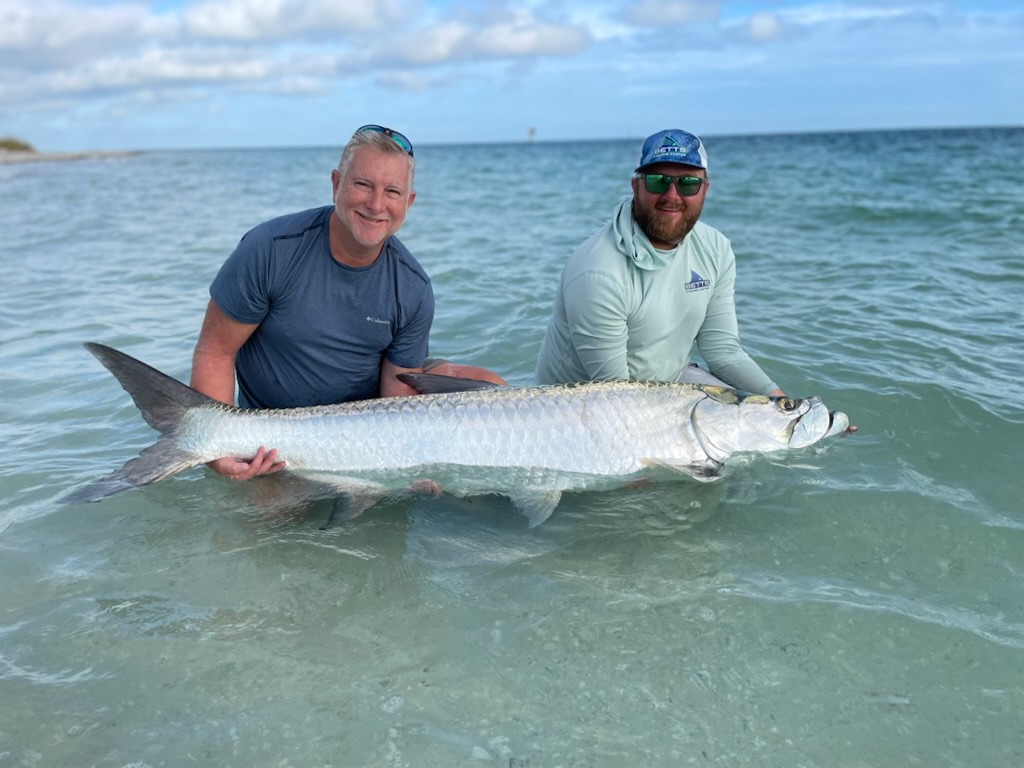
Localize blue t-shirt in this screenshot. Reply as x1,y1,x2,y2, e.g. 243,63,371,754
210,206,434,408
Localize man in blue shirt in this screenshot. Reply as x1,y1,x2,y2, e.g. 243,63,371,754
190,125,503,481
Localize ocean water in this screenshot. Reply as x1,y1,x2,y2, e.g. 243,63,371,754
1,126,1022,766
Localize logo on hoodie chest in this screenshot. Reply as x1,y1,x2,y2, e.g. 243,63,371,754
684,270,711,292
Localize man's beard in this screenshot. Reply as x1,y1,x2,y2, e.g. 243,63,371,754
633,199,702,248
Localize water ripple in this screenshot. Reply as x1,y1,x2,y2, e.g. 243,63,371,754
722,575,1024,650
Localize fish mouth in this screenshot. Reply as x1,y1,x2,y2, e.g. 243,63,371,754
789,401,850,448
825,409,851,437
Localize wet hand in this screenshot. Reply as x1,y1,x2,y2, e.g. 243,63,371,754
409,478,443,496
208,446,286,480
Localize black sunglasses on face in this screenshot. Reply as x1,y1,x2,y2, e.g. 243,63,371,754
355,124,414,156
637,173,708,197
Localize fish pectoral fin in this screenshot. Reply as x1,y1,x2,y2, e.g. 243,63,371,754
296,474,385,529
640,457,722,482
397,372,503,394
320,491,384,529
508,490,562,528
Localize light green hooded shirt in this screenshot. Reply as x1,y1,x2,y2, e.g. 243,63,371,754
535,198,778,394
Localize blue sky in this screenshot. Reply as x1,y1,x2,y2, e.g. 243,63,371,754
2,0,1021,151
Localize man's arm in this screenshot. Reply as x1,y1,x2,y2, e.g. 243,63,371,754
191,300,254,404
562,271,631,381
190,300,286,479
379,357,423,398
695,242,781,395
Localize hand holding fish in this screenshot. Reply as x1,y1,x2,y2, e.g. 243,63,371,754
209,447,286,480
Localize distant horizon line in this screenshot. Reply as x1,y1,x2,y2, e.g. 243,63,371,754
13,122,1021,157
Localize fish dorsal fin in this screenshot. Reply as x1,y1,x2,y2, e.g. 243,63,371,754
508,490,562,527
397,372,503,394
640,457,722,482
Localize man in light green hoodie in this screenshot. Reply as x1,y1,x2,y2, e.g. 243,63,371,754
535,129,784,396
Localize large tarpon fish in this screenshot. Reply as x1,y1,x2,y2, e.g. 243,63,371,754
64,343,851,525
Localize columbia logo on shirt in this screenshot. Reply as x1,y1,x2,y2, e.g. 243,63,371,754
366,316,391,325
685,270,711,292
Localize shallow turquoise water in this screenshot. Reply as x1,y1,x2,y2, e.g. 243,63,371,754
1,127,1022,766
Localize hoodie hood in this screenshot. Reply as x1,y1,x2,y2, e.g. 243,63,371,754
610,197,677,271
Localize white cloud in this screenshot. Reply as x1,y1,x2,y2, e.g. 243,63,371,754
0,0,175,71
390,20,470,65
775,1,945,28
1,0,1022,149
619,0,719,27
0,0,591,105
372,7,590,67
46,46,274,92
473,8,590,56
0,1,155,50
747,12,785,42
375,69,459,92
183,0,414,41
266,75,330,95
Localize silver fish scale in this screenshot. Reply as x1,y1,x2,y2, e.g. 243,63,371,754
184,382,712,489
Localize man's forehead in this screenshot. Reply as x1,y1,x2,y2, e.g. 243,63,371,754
345,146,409,175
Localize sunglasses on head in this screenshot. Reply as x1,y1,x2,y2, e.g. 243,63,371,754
355,124,414,156
637,173,708,197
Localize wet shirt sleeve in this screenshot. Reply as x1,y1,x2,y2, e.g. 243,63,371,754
384,261,434,371
561,268,631,381
210,224,274,325
695,241,778,395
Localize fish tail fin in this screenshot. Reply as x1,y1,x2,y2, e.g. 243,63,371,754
62,441,200,504
84,342,215,432
62,342,220,504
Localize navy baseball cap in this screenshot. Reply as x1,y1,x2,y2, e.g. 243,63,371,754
636,129,708,172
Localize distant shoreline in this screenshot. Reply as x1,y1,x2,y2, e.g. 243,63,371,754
0,149,141,165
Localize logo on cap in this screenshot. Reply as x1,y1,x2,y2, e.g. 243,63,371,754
637,129,708,171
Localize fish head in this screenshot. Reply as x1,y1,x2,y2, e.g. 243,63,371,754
691,387,850,462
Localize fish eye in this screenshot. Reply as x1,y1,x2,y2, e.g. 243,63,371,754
778,397,799,412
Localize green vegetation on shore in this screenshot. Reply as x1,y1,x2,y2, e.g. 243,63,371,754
1,137,36,152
